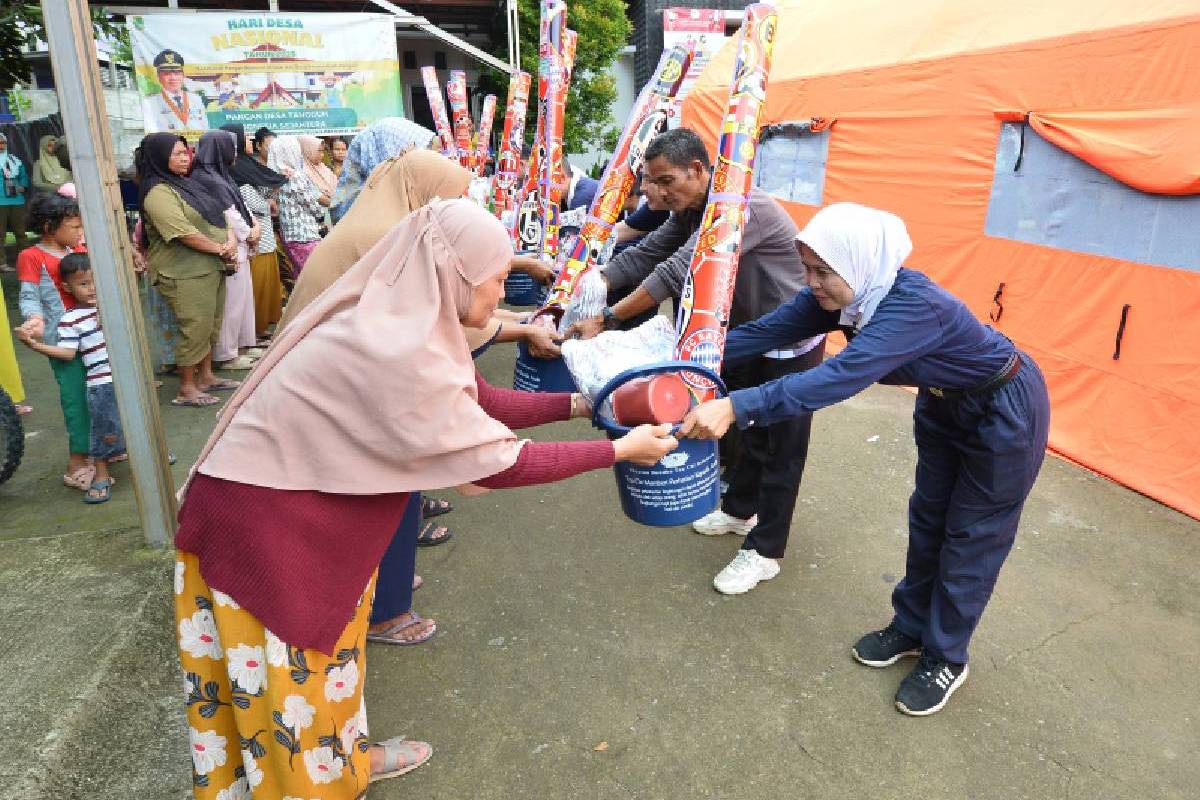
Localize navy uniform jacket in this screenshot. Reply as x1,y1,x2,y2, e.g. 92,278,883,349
726,268,1016,428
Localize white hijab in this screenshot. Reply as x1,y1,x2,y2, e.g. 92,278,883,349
796,203,913,330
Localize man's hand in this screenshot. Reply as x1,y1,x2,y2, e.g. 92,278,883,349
510,254,556,286
679,398,737,440
524,325,562,359
563,316,605,340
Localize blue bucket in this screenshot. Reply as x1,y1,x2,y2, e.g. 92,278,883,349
503,271,548,307
592,361,726,527
514,340,577,392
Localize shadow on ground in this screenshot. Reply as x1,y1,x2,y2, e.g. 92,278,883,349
2,278,1196,799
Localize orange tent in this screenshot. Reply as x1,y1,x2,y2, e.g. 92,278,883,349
683,0,1200,519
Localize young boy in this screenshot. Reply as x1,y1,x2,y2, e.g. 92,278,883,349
15,253,125,503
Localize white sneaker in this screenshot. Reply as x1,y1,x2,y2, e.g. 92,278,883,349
713,549,780,595
692,509,757,536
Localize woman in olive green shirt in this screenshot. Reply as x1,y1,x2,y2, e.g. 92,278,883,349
137,133,239,407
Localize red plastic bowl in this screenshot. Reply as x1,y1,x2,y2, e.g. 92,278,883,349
612,373,692,426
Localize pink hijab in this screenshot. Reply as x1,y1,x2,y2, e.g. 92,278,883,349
190,198,522,495
299,135,338,196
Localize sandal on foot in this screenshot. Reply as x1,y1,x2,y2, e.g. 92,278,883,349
416,521,452,547
83,477,115,504
16,404,32,415
369,736,432,783
203,379,240,392
171,394,220,407
63,465,97,491
366,612,437,646
108,452,129,464
422,496,454,518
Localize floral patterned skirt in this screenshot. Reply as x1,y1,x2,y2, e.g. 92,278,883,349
175,551,373,799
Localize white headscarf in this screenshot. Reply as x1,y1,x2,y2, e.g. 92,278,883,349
796,203,913,330
0,133,20,179
266,135,306,180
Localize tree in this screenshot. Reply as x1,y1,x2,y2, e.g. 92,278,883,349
0,4,126,91
484,0,631,155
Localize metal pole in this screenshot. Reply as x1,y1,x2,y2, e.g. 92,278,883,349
41,0,177,547
511,0,521,68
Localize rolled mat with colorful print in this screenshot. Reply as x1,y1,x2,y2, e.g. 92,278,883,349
446,69,475,169
474,94,498,177
541,44,694,312
420,66,456,158
673,3,779,399
490,71,531,223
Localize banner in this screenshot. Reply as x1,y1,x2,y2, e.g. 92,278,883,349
662,8,727,128
128,12,402,138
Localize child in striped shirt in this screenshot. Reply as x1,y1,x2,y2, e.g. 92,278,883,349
15,253,125,503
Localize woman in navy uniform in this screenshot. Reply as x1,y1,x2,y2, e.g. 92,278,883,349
680,203,1050,716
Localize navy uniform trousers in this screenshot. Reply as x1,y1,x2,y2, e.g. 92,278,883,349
891,353,1050,665
370,491,422,624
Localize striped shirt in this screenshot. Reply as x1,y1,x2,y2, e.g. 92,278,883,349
57,307,111,386
239,183,277,255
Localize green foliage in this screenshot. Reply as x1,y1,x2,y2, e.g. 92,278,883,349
0,5,125,91
483,0,631,155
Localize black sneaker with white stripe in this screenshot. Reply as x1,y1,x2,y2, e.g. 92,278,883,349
851,623,921,667
895,652,969,716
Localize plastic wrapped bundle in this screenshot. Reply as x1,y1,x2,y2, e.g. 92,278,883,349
558,268,608,334
561,316,676,417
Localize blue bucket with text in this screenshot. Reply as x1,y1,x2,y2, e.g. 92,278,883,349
514,340,577,392
504,271,548,307
513,306,576,393
592,361,726,527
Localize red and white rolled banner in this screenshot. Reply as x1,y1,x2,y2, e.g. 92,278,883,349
538,25,576,262
446,70,474,169
420,66,455,158
542,44,694,310
490,71,531,221
474,94,497,177
673,3,779,399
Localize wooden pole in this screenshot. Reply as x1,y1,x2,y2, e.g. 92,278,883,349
41,0,177,547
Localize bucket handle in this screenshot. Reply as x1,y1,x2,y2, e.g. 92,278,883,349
591,360,728,432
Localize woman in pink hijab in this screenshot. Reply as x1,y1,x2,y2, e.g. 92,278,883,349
172,198,676,797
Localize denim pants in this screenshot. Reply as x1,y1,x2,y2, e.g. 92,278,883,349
86,382,125,461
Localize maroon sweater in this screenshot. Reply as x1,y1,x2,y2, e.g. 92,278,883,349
177,373,615,653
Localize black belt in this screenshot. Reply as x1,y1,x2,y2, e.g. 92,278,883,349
928,353,1021,400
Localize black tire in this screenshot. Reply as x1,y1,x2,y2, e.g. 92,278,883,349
0,387,24,485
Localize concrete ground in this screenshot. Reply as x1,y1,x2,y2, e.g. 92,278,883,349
1,276,1197,799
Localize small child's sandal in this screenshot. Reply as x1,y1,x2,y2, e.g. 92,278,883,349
83,478,115,504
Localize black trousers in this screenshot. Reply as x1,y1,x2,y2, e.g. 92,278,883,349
720,341,825,558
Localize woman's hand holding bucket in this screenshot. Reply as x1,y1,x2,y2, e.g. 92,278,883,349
679,398,737,440
614,423,679,466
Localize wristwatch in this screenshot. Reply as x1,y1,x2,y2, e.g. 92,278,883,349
602,305,621,331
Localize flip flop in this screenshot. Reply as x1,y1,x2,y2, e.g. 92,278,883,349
63,465,96,491
83,477,115,504
416,521,452,547
421,496,454,518
203,379,240,392
171,394,220,408
369,737,432,783
366,612,437,646
15,404,32,415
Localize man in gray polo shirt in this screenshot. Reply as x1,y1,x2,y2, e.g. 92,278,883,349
568,127,825,595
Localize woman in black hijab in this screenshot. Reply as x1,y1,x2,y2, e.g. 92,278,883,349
195,130,261,368
219,123,286,338
137,132,238,407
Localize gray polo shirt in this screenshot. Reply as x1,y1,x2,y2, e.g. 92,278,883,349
602,187,809,333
